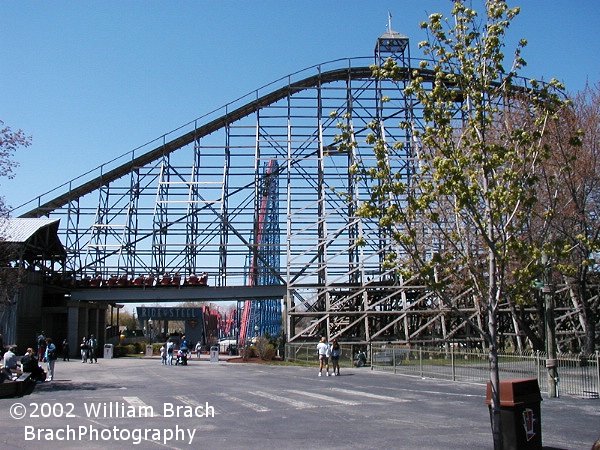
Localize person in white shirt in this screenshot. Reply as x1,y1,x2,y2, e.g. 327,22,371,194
166,340,175,365
2,347,18,380
316,337,330,377
160,345,166,365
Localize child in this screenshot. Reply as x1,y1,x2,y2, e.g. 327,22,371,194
160,344,166,365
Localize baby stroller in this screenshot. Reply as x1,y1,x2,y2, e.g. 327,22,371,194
175,349,188,366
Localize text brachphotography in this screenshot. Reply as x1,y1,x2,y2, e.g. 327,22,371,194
25,424,196,445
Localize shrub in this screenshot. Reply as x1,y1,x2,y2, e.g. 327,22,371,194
255,337,276,361
134,342,146,354
113,344,136,357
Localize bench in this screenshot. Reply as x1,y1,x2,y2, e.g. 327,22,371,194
16,372,35,396
16,372,31,382
0,372,34,398
0,381,19,398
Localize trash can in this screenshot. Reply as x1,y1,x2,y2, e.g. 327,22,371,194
485,378,543,450
103,344,113,359
145,345,153,357
210,345,219,363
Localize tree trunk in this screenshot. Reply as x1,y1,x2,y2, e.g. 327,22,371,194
489,304,502,450
488,248,502,449
583,304,596,356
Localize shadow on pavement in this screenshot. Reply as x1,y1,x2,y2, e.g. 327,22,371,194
35,381,124,392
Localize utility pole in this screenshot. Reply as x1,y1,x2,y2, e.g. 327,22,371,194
542,253,558,398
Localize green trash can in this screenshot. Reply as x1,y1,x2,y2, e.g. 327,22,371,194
485,378,543,450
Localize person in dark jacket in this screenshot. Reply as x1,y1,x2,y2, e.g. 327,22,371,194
87,335,98,363
20,347,46,382
62,339,70,361
37,331,46,361
330,338,341,376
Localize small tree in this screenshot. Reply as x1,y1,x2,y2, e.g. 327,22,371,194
0,120,30,315
0,120,30,218
343,2,567,448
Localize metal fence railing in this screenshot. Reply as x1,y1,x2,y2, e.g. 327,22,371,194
368,344,600,399
285,342,599,399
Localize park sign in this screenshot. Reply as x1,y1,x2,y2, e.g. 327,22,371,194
136,307,202,321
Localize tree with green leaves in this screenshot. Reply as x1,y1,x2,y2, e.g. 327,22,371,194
340,2,568,447
538,83,600,355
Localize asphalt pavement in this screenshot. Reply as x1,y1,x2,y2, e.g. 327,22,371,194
0,355,597,449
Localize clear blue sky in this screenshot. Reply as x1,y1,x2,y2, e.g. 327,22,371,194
1,0,599,210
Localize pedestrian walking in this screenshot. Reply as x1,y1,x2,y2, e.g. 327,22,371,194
80,337,89,363
87,334,98,363
37,331,46,361
330,338,341,376
316,336,330,377
44,338,57,381
62,339,70,361
195,341,202,359
166,340,174,365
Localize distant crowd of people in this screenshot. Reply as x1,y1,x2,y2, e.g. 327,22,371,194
0,331,100,384
79,335,98,363
159,335,202,366
1,331,58,383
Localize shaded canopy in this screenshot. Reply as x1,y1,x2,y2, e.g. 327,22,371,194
0,218,66,264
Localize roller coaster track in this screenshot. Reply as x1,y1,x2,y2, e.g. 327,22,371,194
15,57,540,222
11,52,588,351
19,63,390,218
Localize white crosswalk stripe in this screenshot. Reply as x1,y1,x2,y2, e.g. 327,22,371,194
216,393,271,412
287,389,361,405
249,390,314,409
174,395,202,407
328,387,408,403
116,386,405,418
172,394,223,415
123,396,162,417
